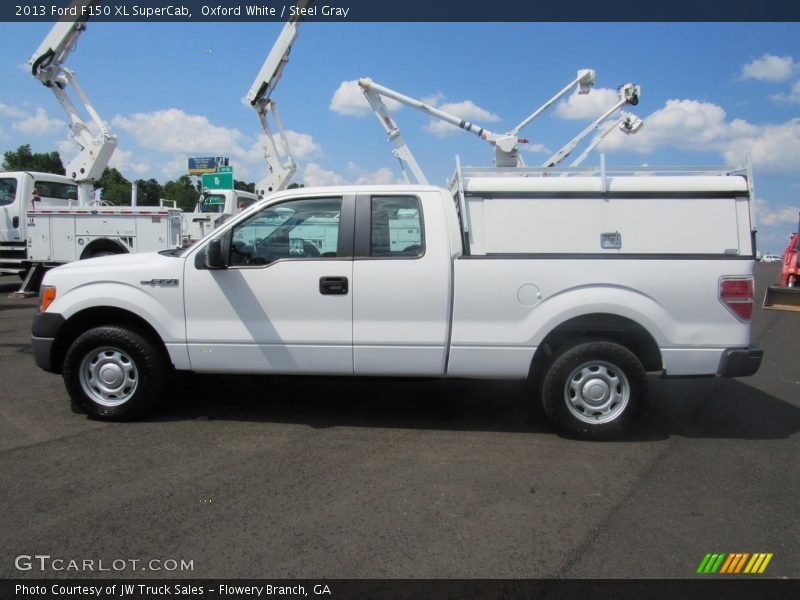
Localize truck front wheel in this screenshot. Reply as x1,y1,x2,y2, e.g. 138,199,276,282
541,340,646,439
62,326,167,420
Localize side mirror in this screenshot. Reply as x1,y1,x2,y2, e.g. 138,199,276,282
205,238,226,269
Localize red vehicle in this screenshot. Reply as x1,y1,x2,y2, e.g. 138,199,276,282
764,213,800,311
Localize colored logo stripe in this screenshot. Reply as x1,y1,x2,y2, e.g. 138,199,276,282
697,553,773,574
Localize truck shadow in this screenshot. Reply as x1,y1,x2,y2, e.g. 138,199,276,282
149,373,800,442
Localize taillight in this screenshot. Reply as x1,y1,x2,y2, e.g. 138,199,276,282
719,277,754,322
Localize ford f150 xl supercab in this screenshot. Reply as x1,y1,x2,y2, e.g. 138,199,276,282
31,166,763,438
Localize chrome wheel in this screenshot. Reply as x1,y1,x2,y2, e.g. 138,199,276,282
564,360,630,424
79,346,139,407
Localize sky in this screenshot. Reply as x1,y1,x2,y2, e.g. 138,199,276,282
0,20,799,253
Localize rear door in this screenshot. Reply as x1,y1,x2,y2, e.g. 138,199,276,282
352,193,452,375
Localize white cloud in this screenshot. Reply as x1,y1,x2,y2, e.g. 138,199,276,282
0,102,26,119
12,108,65,136
302,162,347,186
346,161,405,185
597,98,800,175
521,142,551,155
741,54,796,82
422,99,500,138
109,149,150,176
56,139,77,162
771,80,800,104
755,197,800,227
300,162,406,187
555,88,621,120
330,80,402,117
283,130,321,161
161,156,190,180
112,109,244,155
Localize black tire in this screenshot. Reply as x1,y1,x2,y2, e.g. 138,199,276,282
62,326,167,421
541,340,646,439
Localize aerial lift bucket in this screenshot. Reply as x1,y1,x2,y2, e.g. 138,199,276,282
763,285,800,312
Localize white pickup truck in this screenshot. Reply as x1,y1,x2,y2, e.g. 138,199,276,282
31,165,763,437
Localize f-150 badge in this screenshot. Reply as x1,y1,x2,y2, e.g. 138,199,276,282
140,279,179,287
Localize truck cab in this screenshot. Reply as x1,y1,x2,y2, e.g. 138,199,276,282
185,189,259,243
0,171,78,276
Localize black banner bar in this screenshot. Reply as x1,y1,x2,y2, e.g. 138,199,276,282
4,0,800,22
3,579,800,600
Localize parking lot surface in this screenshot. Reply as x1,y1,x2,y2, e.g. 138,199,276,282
1,264,798,579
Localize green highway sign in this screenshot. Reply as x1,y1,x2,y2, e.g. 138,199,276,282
218,166,233,174
201,172,234,190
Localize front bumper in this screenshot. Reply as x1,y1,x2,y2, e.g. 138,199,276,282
31,312,65,374
718,346,763,378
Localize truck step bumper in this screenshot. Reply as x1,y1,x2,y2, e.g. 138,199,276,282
718,346,763,378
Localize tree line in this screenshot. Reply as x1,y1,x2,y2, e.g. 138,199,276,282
1,145,302,212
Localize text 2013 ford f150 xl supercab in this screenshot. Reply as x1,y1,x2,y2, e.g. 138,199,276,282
31,165,763,438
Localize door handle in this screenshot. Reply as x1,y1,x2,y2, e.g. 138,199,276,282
319,276,348,295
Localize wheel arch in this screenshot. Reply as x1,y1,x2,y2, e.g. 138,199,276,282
530,313,662,380
79,238,129,260
50,306,170,375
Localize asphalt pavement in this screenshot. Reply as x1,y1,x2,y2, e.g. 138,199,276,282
0,263,797,581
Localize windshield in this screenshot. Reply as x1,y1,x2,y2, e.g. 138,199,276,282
198,194,225,214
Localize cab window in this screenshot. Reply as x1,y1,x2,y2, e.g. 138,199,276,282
371,196,423,257
229,197,342,266
33,180,78,201
0,178,17,206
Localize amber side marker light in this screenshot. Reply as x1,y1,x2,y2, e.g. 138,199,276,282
40,286,56,312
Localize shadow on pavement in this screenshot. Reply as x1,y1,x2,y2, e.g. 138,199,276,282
131,372,800,443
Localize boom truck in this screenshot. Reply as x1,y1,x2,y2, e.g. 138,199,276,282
180,0,312,240
3,1,312,294
1,0,183,295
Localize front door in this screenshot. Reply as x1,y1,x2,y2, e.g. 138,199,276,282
184,194,355,374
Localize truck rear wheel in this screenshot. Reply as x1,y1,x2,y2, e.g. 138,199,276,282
62,326,167,421
541,340,646,439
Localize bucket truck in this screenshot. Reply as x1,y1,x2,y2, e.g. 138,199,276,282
1,0,182,296
246,0,312,197
185,0,312,241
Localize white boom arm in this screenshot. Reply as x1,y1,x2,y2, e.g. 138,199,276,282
568,112,643,168
247,0,311,197
542,83,641,168
358,79,429,185
29,0,116,206
358,70,596,177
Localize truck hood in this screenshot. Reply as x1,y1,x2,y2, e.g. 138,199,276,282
42,251,185,294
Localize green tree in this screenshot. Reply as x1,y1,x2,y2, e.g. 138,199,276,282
134,178,162,206
162,175,200,212
94,167,131,205
2,144,65,175
287,182,305,189
234,179,255,193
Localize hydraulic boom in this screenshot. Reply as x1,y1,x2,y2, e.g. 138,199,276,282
29,0,116,206
247,0,312,197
